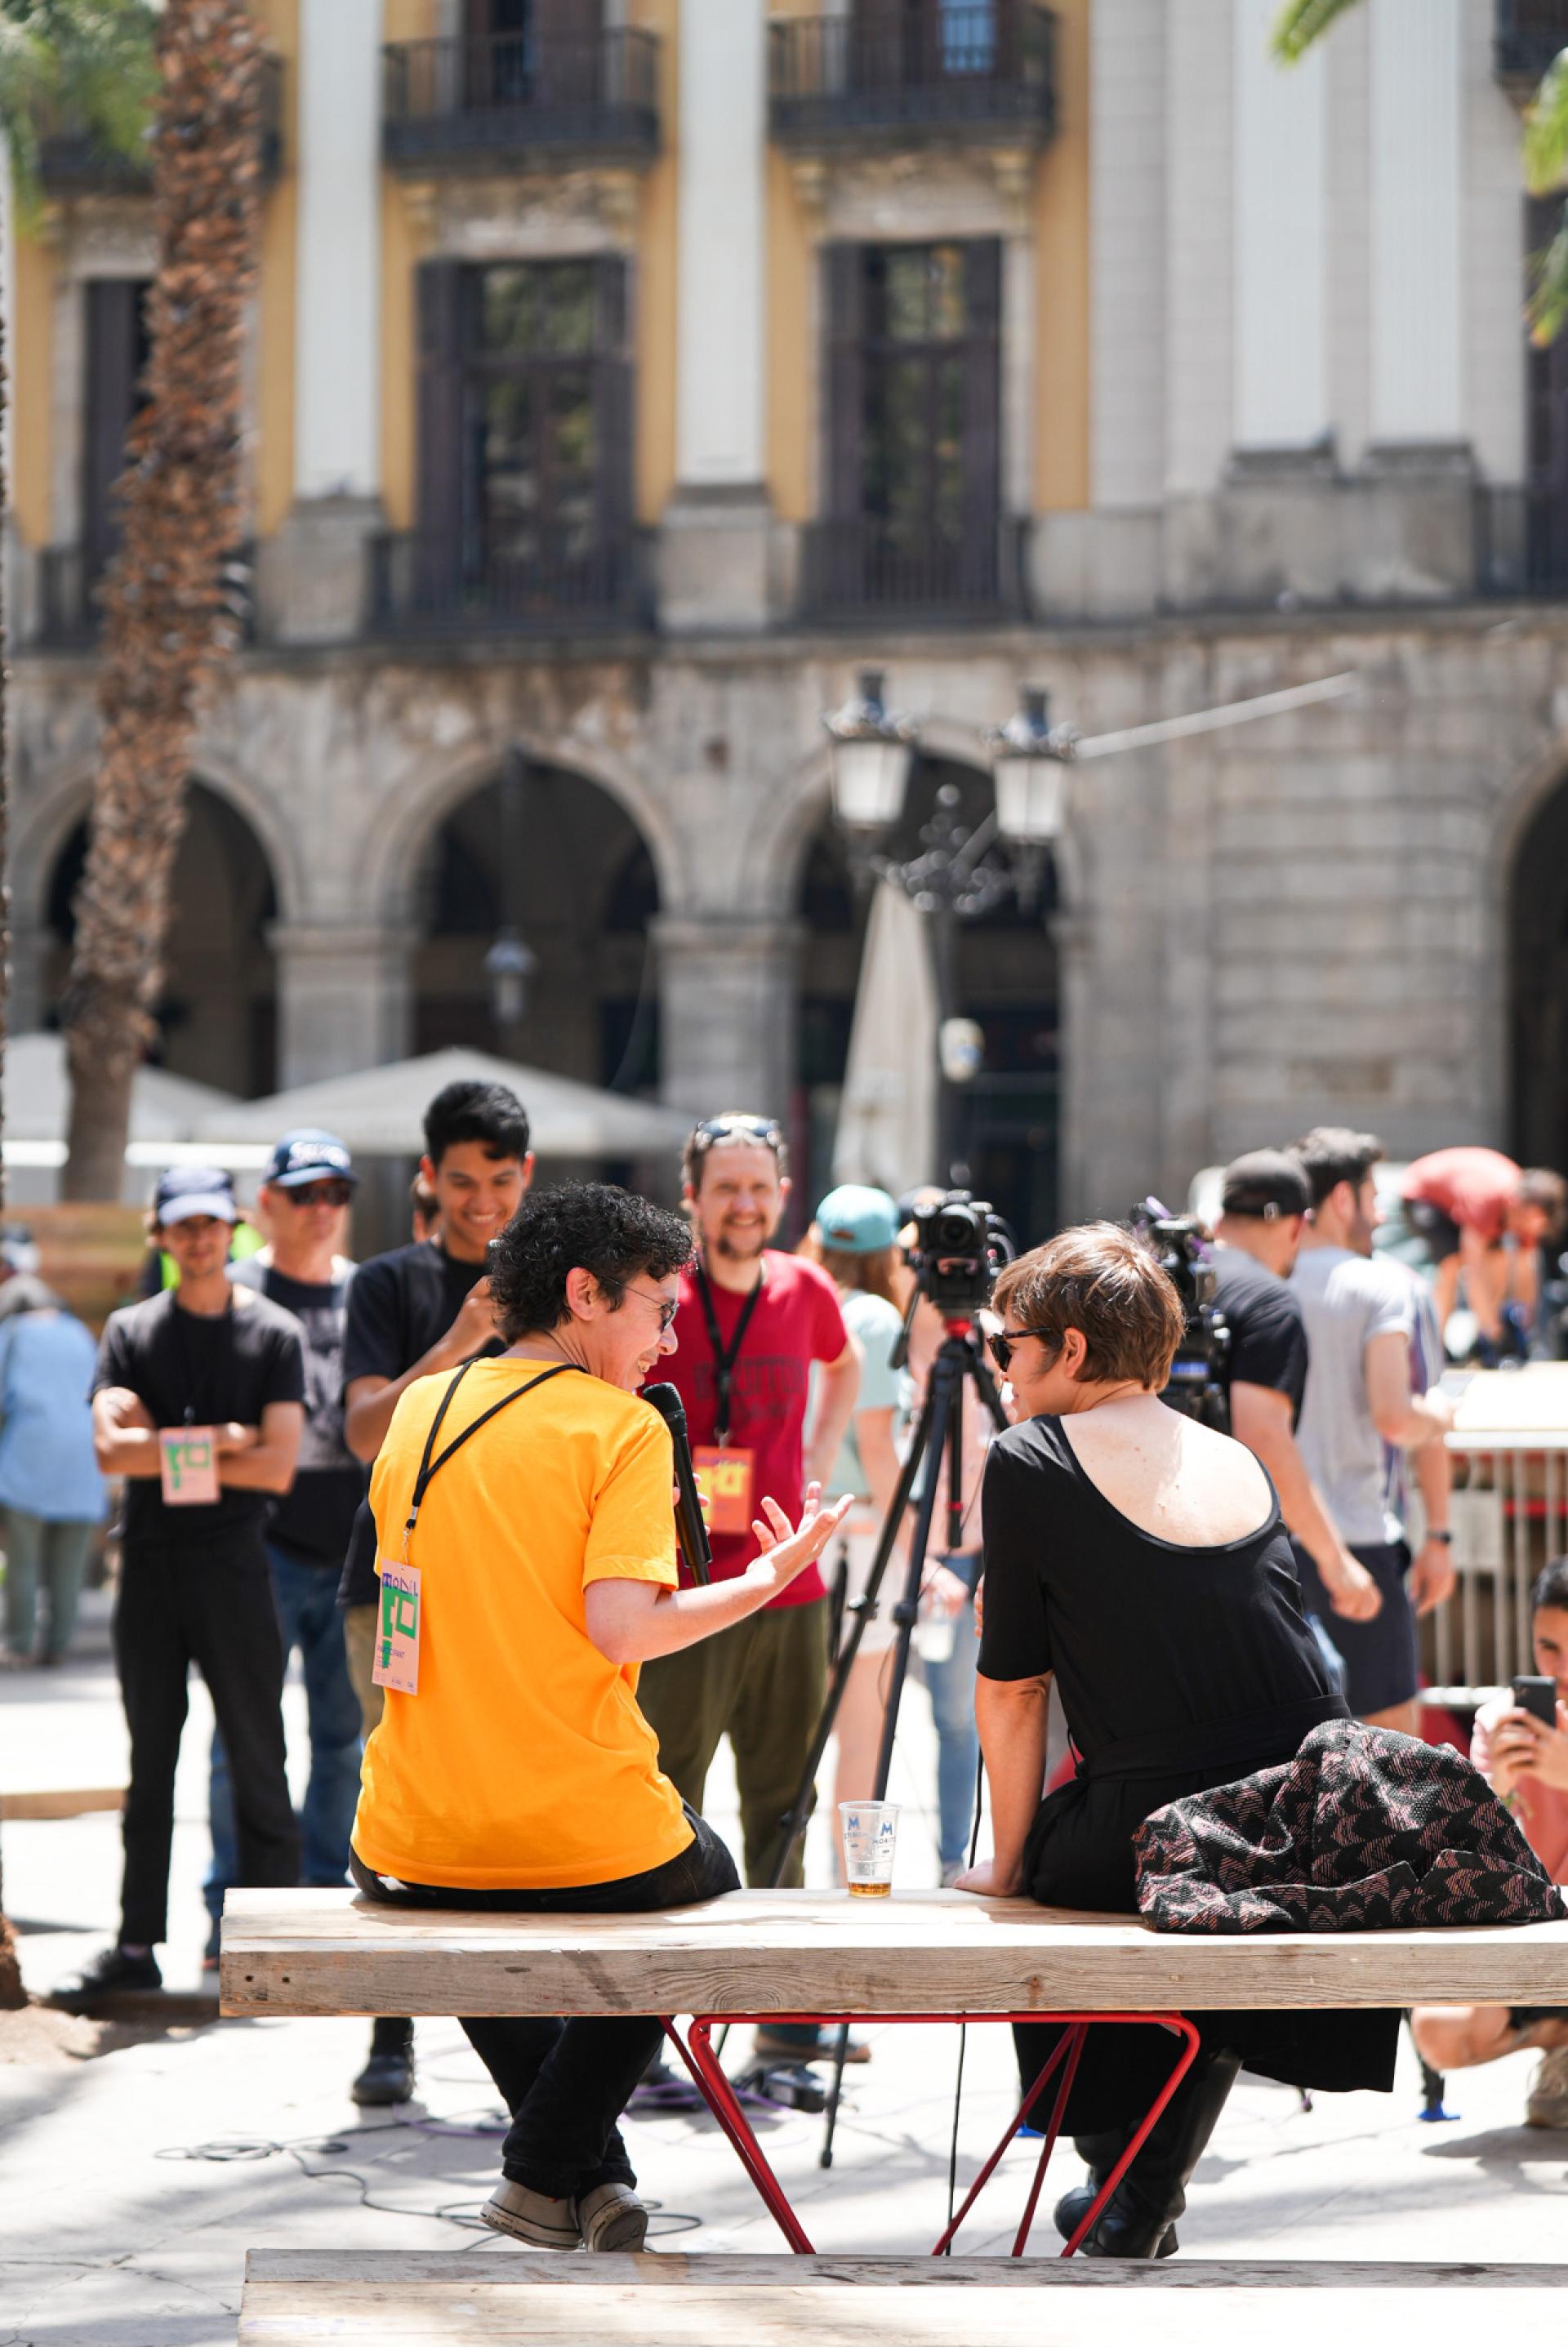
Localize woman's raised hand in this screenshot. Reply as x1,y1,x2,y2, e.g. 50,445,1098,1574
749,1485,854,1595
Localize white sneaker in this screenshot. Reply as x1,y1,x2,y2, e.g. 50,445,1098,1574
1526,2044,1568,2128
578,2181,648,2251
481,2179,582,2248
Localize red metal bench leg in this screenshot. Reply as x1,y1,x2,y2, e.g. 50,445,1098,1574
1058,2016,1203,2259
1013,2024,1087,2257
661,2017,816,2253
929,2021,1086,2257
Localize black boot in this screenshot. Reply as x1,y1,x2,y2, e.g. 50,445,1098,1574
352,2015,415,2106
1053,2130,1177,2257
1076,2047,1241,2260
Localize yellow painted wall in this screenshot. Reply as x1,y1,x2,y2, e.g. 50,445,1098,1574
254,0,299,537
1034,0,1090,511
764,0,817,523
634,0,678,523
11,229,53,547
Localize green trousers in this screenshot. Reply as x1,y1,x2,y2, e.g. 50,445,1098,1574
637,1597,830,1888
2,1510,96,1661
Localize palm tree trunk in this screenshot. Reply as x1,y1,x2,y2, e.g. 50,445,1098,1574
60,0,261,1197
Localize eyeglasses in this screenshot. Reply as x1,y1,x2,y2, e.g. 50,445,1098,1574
691,1115,785,1154
987,1326,1056,1374
278,1181,353,1209
626,1283,679,1334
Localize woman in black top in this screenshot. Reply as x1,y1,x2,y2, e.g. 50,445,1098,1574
958,1223,1397,2257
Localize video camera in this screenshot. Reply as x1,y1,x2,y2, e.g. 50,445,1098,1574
1130,1199,1232,1429
905,1191,1015,1319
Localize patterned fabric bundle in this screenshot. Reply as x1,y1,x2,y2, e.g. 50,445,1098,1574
1133,1720,1566,1934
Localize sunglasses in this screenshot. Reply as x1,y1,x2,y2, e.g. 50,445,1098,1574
627,1283,679,1333
987,1326,1056,1374
279,1181,353,1209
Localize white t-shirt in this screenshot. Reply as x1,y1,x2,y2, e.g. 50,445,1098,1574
1290,1245,1412,1548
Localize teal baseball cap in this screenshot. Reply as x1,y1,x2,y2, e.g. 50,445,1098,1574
815,1184,900,1254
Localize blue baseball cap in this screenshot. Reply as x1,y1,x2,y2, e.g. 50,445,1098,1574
154,1164,238,1227
815,1184,900,1254
264,1129,358,1190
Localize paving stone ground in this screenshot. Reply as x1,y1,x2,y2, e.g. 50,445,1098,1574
2,1593,1565,2345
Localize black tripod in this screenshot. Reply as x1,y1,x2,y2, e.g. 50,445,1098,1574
760,1303,1009,2165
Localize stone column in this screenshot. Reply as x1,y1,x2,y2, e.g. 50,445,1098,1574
660,0,775,631
7,921,52,1038
270,924,416,1088
272,0,385,644
654,915,802,1124
1232,0,1327,452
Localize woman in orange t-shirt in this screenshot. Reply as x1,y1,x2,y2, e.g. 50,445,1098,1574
349,1182,849,2256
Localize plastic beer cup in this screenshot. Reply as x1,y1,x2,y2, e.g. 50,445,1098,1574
840,1801,899,1897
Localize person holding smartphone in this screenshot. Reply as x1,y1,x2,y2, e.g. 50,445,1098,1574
1411,1557,1568,2122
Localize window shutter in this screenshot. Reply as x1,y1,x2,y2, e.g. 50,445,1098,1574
960,238,1002,594
416,259,469,595
823,243,865,523
81,279,145,573
593,256,634,554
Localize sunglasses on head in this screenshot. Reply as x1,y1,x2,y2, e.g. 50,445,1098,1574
692,1115,785,1152
987,1325,1056,1375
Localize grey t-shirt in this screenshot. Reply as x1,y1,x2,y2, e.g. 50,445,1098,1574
1291,1245,1413,1547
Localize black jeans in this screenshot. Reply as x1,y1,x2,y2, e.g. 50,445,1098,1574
350,1806,739,2199
116,1525,301,1946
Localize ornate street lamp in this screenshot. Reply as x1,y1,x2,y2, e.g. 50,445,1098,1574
487,750,537,1055
823,668,920,839
484,928,537,1035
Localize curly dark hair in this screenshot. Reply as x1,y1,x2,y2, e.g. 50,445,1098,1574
487,1182,693,1341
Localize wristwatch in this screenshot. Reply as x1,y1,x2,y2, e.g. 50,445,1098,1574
1426,1528,1454,1546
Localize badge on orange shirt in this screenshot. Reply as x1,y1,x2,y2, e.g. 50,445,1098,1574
373,1560,421,1695
692,1446,755,1539
159,1427,219,1506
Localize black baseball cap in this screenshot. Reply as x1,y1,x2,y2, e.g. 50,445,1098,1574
263,1129,358,1190
1221,1150,1312,1221
154,1164,238,1227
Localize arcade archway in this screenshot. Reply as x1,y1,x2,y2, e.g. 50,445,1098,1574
410,759,661,1093
44,781,279,1097
794,753,1060,1247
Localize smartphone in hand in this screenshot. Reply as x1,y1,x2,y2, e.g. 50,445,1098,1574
1512,1675,1558,1727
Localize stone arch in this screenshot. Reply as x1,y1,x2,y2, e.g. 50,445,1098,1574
365,734,685,933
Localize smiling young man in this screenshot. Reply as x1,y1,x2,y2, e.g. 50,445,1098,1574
336,1076,532,2104
64,1167,305,2003
348,1182,849,2251
635,1116,859,1926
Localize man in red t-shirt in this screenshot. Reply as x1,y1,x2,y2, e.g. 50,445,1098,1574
637,1114,858,1904
1400,1147,1566,1352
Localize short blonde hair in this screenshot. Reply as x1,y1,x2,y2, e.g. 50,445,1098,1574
992,1222,1185,1390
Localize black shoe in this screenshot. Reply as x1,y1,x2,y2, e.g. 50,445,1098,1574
1053,2128,1179,2254
1076,2048,1241,2260
352,2017,415,2106
52,1945,163,2006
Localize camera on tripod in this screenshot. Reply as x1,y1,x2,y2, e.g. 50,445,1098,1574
1130,1199,1232,1429
906,1191,1015,1318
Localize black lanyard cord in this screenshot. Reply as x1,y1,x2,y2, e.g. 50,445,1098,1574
403,1359,580,1546
170,1292,234,1429
695,1262,764,1448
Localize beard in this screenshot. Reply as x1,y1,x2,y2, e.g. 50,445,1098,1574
712,1222,770,1260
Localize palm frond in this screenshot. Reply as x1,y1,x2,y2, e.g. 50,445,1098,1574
1526,48,1568,196
0,0,157,218
1528,200,1568,345
1270,0,1362,65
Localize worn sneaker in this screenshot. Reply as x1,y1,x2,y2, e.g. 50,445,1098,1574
1526,2044,1568,2127
482,2179,583,2250
51,1945,163,2006
578,2182,648,2252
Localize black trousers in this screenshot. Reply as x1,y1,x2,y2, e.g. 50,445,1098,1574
350,1806,740,2199
115,1525,300,1947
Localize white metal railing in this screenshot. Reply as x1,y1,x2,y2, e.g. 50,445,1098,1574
1430,1431,1568,1695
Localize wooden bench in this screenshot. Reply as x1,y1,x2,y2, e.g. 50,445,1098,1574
0,1785,123,1821
223,1886,1568,2262
239,2251,1568,2345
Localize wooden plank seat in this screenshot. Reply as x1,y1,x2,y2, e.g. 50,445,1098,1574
1,1785,124,1821
220,1886,1568,2019
238,2251,1568,2346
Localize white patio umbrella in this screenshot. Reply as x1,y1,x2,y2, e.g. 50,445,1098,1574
831,879,938,1198
194,1045,693,1160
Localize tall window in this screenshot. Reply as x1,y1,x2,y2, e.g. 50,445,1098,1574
416,255,631,590
822,238,1001,596
82,278,151,575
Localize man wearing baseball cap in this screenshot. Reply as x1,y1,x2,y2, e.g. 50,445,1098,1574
1212,1150,1382,1637
203,1133,365,1968
62,1166,305,2004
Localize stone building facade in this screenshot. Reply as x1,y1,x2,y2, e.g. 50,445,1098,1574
9,0,1568,1233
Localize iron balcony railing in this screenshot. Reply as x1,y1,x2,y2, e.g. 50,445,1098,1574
769,3,1057,146
799,514,1027,622
32,542,257,650
1494,1,1568,89
381,29,661,170
38,53,285,192
368,529,652,637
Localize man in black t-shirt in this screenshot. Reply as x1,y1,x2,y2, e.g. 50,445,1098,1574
64,1166,305,2005
1212,1151,1380,1632
203,1130,368,1963
336,1077,532,2103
